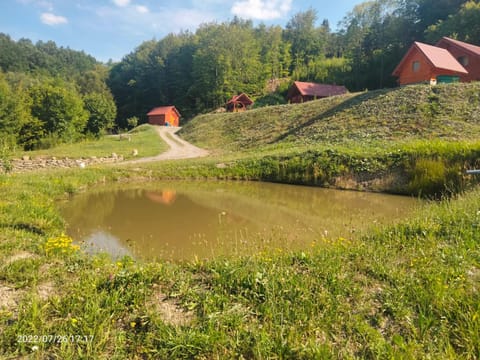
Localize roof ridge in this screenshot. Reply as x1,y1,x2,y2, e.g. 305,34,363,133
439,36,480,56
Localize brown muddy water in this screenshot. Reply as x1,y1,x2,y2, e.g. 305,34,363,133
59,181,420,261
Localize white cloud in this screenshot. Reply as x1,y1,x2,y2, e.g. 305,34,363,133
231,0,292,20
112,0,130,7
135,5,149,14
40,12,68,25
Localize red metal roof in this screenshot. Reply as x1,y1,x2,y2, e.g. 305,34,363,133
226,93,253,106
147,106,181,117
393,42,468,76
293,81,347,97
438,37,480,57
415,42,468,73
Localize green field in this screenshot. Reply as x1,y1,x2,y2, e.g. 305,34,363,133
11,124,167,161
175,83,480,197
180,83,480,151
0,83,479,359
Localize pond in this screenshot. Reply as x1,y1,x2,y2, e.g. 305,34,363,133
60,181,420,261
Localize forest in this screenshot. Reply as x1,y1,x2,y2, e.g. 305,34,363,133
1,0,480,150
108,0,480,124
0,35,117,153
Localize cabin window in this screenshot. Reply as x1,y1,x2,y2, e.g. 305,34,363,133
457,56,469,67
412,61,420,72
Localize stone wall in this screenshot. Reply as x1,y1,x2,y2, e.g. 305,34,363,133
0,154,124,173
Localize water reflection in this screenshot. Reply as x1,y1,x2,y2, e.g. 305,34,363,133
60,181,419,261
145,190,177,205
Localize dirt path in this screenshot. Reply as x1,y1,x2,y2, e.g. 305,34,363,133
125,126,209,164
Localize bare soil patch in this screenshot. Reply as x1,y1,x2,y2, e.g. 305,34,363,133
149,285,194,327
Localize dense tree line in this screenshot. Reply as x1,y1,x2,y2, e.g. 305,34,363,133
108,0,480,124
0,34,116,152
1,0,479,147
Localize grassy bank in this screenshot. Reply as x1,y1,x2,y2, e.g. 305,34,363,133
5,83,480,197
178,83,480,197
126,141,480,197
0,82,479,358
180,83,480,151
0,165,478,359
10,124,166,161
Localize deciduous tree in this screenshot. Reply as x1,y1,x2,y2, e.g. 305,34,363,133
83,92,117,137
28,82,88,142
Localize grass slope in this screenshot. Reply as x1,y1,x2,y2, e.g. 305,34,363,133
178,83,480,196
0,167,478,359
180,83,480,152
0,83,479,358
12,124,167,161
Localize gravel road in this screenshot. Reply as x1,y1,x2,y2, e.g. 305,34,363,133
125,126,209,164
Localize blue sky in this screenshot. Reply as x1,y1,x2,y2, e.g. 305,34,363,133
1,0,365,62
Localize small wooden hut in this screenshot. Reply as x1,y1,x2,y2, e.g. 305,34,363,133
226,93,254,112
287,81,347,103
147,106,181,127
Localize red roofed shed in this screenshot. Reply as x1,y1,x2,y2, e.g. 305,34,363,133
287,81,348,104
392,41,468,85
226,93,254,112
147,106,181,127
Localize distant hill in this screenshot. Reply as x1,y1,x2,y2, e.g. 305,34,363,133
179,82,480,152
0,33,98,78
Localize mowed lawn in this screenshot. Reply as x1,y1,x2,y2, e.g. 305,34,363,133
12,124,167,161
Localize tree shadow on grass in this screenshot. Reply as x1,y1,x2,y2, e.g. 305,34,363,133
0,222,45,235
268,88,393,144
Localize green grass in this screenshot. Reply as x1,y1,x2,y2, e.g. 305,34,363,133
0,166,478,358
180,83,480,152
12,124,167,161
175,83,480,197
0,82,479,358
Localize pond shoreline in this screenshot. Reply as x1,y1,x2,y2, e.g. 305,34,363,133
61,180,419,261
0,165,478,358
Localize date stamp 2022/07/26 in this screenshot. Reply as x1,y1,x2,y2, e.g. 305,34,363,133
17,334,94,344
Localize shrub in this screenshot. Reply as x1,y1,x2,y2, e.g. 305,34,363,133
253,93,287,108
127,116,139,129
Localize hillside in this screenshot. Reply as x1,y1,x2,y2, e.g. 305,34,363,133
180,83,480,152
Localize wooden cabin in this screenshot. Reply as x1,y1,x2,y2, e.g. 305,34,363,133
226,93,253,112
392,41,469,85
435,37,480,82
287,81,347,103
147,106,181,127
